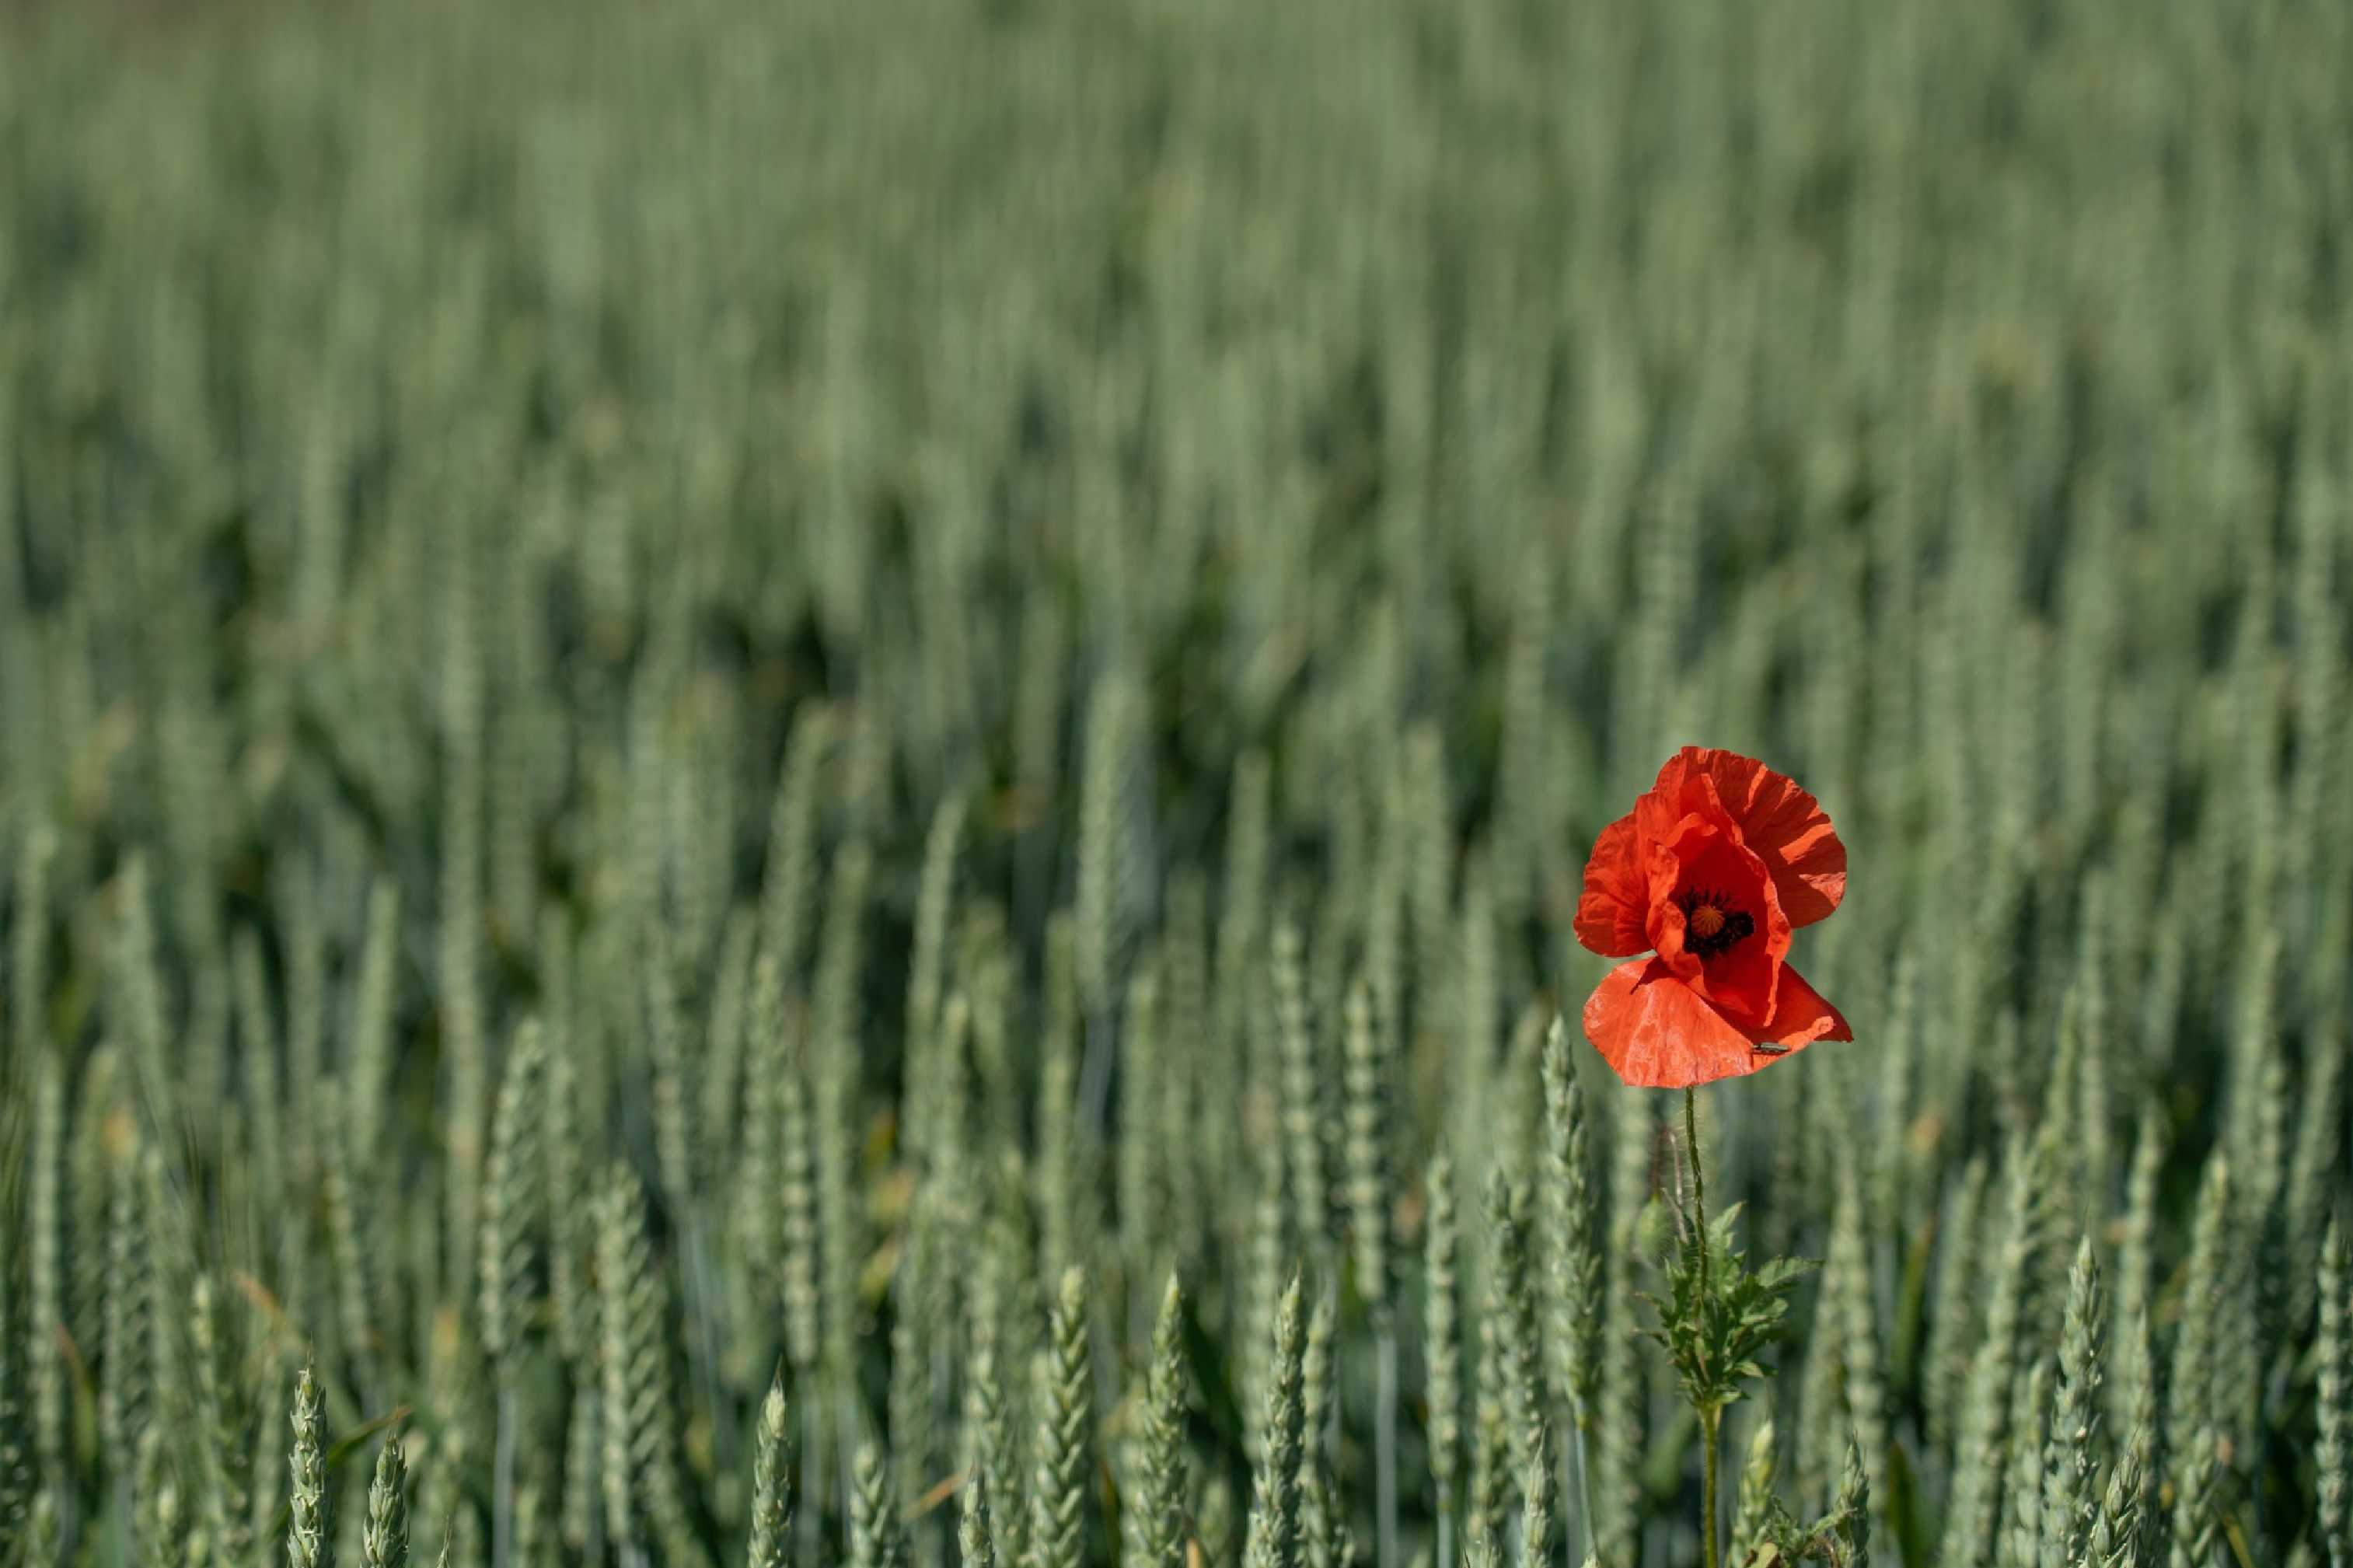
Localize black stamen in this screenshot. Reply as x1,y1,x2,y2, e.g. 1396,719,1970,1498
1674,885,1755,961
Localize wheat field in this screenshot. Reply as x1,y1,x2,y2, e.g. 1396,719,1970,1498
0,1,2348,1566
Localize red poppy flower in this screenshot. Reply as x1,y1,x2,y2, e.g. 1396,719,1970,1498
1573,747,1849,1088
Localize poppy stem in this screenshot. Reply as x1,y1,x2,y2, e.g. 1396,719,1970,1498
1684,1086,1720,1568
1684,1087,1707,1301
1701,1403,1723,1568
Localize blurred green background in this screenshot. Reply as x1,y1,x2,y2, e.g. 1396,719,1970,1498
0,1,2347,1566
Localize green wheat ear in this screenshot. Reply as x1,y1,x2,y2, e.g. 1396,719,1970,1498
597,1162,699,1568
1341,974,1391,1311
289,1360,330,1568
2088,1419,2149,1568
1245,1276,1306,1568
1539,1019,1601,1423
1835,1437,1869,1568
191,1271,254,1568
562,1385,602,1559
1133,1276,1190,1568
961,1472,998,1568
1727,1420,1777,1566
967,1308,1028,1568
774,984,825,1382
1273,919,1327,1257
480,1018,546,1378
2110,1112,2163,1441
99,1113,151,1486
23,1035,64,1488
1028,1266,1093,1568
1424,1149,1462,1553
361,1434,409,1568
1465,1367,1509,1567
2041,1236,2104,1568
1299,1283,1339,1568
134,1424,183,1568
851,1441,908,1568
1478,1171,1544,1491
1519,1420,1555,1568
747,1375,791,1568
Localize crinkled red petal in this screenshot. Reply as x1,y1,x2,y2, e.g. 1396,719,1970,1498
1572,810,1651,957
1658,746,1846,928
1581,958,1847,1088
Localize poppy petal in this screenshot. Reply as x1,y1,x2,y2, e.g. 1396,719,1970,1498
1582,959,1772,1088
1669,747,1847,928
1756,962,1850,1050
1573,811,1651,956
1582,957,1848,1088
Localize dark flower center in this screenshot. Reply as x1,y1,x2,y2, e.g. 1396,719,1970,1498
1675,885,1754,960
